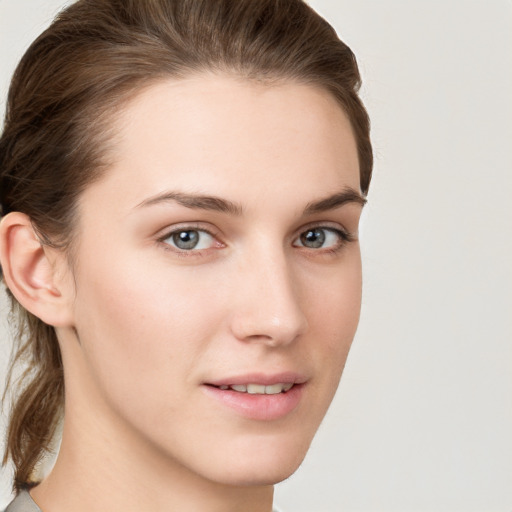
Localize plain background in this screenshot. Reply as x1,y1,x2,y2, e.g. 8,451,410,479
0,1,511,511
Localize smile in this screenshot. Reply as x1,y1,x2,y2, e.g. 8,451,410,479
203,380,305,421
216,383,294,394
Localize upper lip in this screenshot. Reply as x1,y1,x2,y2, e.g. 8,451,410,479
205,372,308,387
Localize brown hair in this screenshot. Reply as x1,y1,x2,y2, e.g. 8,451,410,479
0,0,372,491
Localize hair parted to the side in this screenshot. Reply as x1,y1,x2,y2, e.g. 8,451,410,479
0,0,373,491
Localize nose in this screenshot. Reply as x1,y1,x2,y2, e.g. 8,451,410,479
229,249,308,347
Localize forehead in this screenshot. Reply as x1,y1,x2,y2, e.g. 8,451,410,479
85,74,360,211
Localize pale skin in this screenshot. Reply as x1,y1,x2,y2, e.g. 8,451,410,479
0,74,364,512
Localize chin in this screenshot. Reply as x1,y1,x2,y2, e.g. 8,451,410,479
212,457,307,487
198,430,314,487
240,460,305,486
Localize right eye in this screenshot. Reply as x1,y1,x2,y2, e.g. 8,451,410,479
162,229,216,251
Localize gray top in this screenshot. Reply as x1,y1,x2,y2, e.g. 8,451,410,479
4,491,41,512
4,490,283,511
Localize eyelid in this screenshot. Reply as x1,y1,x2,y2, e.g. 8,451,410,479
156,221,221,239
156,222,225,254
292,223,356,252
294,221,355,240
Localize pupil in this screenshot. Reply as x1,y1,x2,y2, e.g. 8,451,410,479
301,229,325,248
173,230,199,250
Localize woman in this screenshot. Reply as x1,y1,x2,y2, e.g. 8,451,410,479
0,0,372,510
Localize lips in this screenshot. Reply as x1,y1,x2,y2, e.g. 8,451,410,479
206,372,307,388
202,372,307,421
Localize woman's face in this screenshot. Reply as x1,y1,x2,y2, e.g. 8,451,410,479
62,74,364,486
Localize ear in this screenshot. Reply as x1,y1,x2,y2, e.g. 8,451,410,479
0,212,74,327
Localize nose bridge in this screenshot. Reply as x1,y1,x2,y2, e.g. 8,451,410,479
230,241,308,346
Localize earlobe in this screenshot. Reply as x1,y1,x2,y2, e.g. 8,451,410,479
0,212,74,327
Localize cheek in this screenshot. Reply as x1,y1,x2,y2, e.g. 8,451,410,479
307,252,362,345
70,253,224,408
310,251,362,404
303,252,362,398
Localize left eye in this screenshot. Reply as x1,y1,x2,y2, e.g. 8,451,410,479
163,229,215,251
293,227,344,249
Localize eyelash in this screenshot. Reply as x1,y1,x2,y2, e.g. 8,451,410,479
157,224,354,257
293,226,354,254
157,224,222,256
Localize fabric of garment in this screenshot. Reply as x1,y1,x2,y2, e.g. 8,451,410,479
4,491,41,512
4,490,284,511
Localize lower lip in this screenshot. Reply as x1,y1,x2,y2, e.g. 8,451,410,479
202,384,304,421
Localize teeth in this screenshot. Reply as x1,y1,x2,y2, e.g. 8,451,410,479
221,383,294,394
264,383,285,395
247,384,266,394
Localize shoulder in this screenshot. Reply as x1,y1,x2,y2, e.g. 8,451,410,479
3,491,41,512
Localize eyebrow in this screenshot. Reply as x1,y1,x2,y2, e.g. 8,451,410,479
136,191,243,215
135,187,366,216
303,188,367,215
